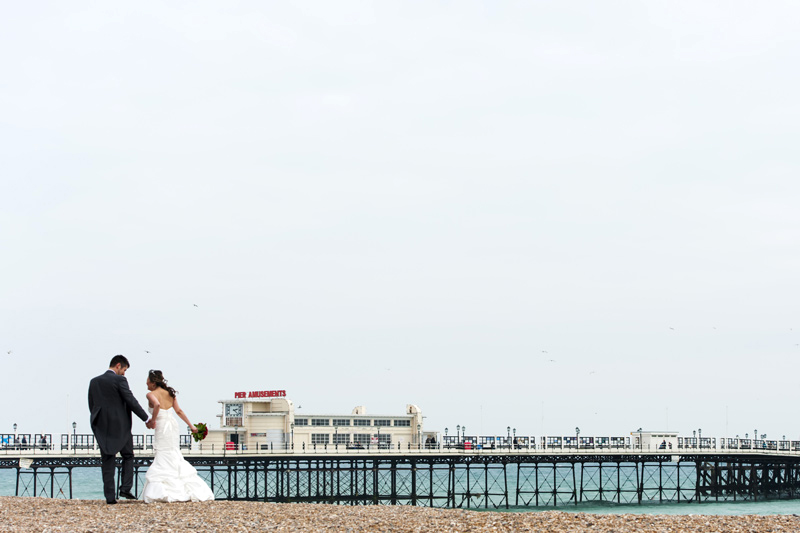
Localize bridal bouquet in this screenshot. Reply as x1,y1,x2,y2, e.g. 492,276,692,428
192,422,209,442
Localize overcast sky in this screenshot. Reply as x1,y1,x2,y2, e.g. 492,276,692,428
2,1,799,442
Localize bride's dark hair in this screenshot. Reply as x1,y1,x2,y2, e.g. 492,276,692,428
148,369,177,398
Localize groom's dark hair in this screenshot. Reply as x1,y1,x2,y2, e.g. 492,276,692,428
109,354,130,369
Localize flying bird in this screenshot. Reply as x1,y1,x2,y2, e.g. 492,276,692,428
193,304,199,307
669,327,675,330
541,351,548,354
6,351,11,354
145,350,150,353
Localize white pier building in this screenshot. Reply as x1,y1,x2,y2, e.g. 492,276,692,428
206,389,428,451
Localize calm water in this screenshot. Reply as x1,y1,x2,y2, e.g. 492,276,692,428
2,468,800,515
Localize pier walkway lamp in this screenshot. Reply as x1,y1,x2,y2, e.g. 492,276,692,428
334,425,339,449
417,424,421,448
513,428,516,449
234,424,238,452
72,422,76,453
576,427,580,450
291,423,294,450
456,425,460,441
507,426,511,448
637,428,642,450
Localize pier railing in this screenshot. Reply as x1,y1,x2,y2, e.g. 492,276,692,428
3,433,800,456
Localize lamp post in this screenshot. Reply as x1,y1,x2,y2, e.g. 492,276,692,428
72,422,76,453
377,426,381,449
234,424,238,452
576,427,580,450
334,425,338,449
417,424,421,448
513,428,517,449
291,423,294,450
507,426,511,449
698,428,702,449
637,428,642,450
456,425,460,441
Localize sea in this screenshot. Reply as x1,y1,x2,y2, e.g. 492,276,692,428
2,468,800,515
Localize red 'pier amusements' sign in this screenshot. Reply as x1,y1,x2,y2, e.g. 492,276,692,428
234,390,287,399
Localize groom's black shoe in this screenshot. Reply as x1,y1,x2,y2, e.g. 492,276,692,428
119,490,137,500
106,500,117,505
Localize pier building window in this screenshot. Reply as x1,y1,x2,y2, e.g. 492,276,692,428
354,434,371,446
311,419,330,426
332,419,350,426
294,419,308,426
374,420,391,427
393,420,411,427
353,420,371,426
311,434,329,445
333,434,350,445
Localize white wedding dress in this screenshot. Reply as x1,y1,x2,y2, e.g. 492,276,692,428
142,407,214,503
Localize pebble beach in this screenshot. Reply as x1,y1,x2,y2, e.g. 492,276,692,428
1,497,799,532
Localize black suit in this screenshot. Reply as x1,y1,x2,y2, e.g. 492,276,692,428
88,369,148,503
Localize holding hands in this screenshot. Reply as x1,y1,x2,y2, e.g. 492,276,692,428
146,419,156,430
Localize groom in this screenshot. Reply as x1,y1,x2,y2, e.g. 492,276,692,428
88,355,153,504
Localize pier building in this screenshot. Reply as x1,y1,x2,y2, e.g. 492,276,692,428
208,389,429,451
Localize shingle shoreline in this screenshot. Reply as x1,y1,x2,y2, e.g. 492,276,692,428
1,496,798,532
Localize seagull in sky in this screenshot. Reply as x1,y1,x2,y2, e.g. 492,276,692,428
6,351,11,355
541,350,548,354
193,304,199,307
669,327,675,330
145,350,150,353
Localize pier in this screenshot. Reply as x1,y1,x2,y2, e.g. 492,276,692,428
3,433,800,508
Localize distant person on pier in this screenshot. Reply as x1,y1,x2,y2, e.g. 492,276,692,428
88,355,151,504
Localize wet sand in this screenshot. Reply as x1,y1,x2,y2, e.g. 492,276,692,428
1,496,798,532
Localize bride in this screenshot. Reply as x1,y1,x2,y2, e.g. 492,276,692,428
141,370,214,503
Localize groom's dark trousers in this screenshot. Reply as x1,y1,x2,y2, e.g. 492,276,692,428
88,369,148,503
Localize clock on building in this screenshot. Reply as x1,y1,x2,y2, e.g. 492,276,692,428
226,403,243,417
